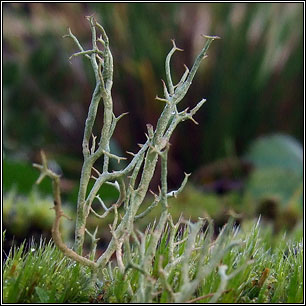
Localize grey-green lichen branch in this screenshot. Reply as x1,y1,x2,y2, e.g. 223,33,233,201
34,16,219,277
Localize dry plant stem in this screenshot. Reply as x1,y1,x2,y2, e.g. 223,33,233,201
186,290,231,303
33,151,98,270
35,15,218,273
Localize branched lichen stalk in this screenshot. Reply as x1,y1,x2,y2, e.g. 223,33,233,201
35,16,219,275
74,16,115,253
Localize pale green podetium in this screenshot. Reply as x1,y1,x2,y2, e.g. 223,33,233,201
34,15,219,284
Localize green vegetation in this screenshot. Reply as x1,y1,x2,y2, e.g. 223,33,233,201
3,190,74,252
99,219,303,303
3,240,93,303
3,220,303,303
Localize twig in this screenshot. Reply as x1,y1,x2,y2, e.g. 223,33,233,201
34,151,97,270
186,290,231,303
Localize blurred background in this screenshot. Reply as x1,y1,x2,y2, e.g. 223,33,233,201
3,3,303,251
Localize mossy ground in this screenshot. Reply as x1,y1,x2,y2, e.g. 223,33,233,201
3,219,303,303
